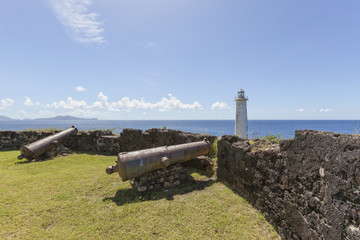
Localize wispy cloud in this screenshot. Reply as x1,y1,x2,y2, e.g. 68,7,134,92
49,0,105,44
211,101,228,110
19,109,56,119
312,108,333,113
0,98,14,109
75,86,86,92
296,108,305,112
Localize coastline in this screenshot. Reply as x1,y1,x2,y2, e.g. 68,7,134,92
0,119,358,138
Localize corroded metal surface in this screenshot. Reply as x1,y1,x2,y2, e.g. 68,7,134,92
17,126,78,160
106,139,211,181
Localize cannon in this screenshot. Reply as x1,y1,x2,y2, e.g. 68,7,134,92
106,139,211,181
17,126,78,160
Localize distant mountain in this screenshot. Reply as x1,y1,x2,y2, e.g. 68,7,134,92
0,115,97,121
34,115,98,121
0,115,14,121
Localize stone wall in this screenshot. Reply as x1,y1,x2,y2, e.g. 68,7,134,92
217,130,360,240
130,156,214,193
0,128,216,155
5,127,359,239
1,128,216,192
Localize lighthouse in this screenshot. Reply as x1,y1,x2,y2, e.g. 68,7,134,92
235,89,248,138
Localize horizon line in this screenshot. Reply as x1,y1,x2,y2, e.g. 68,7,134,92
1,118,359,121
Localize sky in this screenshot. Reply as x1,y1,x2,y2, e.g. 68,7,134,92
0,0,360,120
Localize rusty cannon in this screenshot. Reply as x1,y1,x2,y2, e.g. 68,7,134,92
17,126,78,160
106,139,211,181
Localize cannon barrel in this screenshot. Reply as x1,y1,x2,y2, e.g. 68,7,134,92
106,139,211,181
17,126,78,160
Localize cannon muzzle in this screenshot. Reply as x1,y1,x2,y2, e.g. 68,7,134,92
18,126,78,160
106,139,212,181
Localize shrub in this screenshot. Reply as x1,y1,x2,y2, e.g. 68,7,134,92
261,132,284,143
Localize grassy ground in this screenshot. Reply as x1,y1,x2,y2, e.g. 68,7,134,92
0,151,279,239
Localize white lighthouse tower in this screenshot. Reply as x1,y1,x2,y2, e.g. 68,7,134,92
235,89,248,138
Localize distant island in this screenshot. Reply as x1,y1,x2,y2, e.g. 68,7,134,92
0,115,14,121
0,115,98,121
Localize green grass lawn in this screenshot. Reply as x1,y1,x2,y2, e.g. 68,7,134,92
0,151,279,239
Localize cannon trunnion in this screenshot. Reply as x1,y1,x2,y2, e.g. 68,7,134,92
17,126,78,160
106,139,211,181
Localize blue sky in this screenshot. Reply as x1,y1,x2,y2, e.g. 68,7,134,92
0,0,359,120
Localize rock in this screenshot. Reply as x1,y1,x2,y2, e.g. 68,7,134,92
1,128,216,158
346,224,360,239
174,165,183,171
154,184,161,190
217,130,360,240
164,182,172,189
130,180,137,188
179,174,187,181
173,180,181,186
137,185,147,192
168,175,174,182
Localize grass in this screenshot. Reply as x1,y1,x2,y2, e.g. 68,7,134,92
352,120,359,135
0,151,279,239
24,128,62,132
260,132,284,144
208,138,218,160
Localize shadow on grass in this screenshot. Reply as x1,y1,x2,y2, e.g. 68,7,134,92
103,178,217,206
15,160,35,165
14,155,66,164
14,150,101,164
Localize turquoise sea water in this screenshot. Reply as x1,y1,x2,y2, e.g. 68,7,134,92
0,120,358,138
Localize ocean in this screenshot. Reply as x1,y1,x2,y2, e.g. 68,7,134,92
0,120,358,138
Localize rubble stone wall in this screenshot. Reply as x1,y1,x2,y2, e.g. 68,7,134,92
0,128,216,155
217,130,360,240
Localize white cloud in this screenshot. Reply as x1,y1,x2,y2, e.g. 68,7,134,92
24,97,34,106
148,42,155,47
296,108,305,112
46,97,87,109
75,86,86,92
24,97,41,106
211,101,228,110
155,94,202,111
91,93,202,112
92,92,110,108
0,98,14,109
109,97,153,109
25,93,202,116
49,0,105,44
